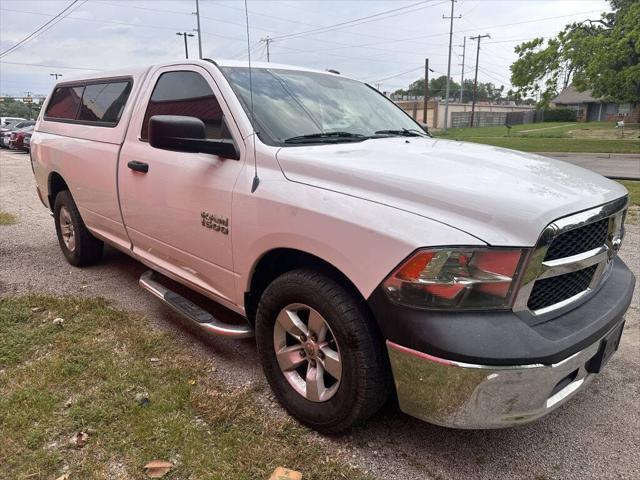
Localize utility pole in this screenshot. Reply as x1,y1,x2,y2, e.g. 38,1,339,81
458,37,466,103
50,73,63,80
194,0,203,59
24,91,33,119
423,58,429,125
176,32,195,59
260,36,272,62
442,0,461,132
469,34,490,128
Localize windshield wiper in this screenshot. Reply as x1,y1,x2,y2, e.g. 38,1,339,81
284,131,368,144
374,128,428,137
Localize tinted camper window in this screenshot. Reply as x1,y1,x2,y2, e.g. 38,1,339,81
45,86,84,120
78,82,132,124
45,78,132,126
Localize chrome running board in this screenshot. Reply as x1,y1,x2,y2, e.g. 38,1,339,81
139,270,253,339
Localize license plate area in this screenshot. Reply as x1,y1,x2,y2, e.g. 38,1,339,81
586,322,625,373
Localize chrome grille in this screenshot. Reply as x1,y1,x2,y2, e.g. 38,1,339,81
527,265,597,311
514,197,628,320
545,218,609,261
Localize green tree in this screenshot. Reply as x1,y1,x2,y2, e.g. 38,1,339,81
0,97,41,120
510,0,640,107
393,76,512,103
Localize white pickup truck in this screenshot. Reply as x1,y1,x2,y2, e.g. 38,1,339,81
30,60,634,433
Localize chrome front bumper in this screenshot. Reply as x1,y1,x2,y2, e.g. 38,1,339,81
387,321,624,429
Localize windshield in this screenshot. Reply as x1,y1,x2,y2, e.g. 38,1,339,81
221,67,425,145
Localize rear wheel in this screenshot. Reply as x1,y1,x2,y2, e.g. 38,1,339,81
54,190,103,266
255,269,390,433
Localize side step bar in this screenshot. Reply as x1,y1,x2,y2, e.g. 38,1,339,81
139,270,254,339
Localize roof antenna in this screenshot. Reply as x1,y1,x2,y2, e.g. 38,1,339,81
244,0,260,193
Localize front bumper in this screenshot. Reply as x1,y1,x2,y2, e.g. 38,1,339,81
387,319,625,429
369,257,635,428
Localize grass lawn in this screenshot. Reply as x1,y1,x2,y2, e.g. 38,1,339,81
434,121,640,153
618,180,640,206
617,180,639,225
0,295,369,480
0,211,18,225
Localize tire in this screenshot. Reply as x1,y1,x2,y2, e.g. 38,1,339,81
255,269,391,433
53,190,103,267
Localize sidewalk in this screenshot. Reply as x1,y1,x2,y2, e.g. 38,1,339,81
537,152,640,180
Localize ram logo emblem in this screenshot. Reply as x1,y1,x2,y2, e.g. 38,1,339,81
201,212,229,235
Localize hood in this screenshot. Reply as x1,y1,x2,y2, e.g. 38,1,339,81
275,137,627,246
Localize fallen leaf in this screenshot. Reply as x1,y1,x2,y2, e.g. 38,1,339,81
31,307,42,312
144,460,173,478
69,431,88,448
53,317,65,327
188,379,196,386
269,467,302,480
55,474,70,480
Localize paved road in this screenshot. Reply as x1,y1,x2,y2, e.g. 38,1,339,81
1,149,639,480
540,152,640,180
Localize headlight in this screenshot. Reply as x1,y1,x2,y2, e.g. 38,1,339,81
382,248,526,310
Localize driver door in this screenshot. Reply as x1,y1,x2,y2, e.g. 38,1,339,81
118,65,244,305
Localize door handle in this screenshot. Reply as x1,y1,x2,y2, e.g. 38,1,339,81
127,160,149,173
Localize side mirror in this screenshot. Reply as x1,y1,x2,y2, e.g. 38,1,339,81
148,115,239,160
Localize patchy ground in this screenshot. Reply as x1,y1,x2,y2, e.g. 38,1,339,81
0,210,18,225
0,295,368,480
1,149,639,480
434,121,640,153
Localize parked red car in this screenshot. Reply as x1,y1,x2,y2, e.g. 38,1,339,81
23,131,32,152
8,125,34,151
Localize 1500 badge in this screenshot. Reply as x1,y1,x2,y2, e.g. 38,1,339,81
201,212,229,235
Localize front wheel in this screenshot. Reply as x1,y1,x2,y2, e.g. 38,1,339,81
255,269,390,433
53,190,103,267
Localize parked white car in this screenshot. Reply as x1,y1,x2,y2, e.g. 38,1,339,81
0,116,26,126
30,60,634,432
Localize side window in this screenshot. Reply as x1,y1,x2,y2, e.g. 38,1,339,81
141,71,230,141
78,82,132,124
45,86,84,120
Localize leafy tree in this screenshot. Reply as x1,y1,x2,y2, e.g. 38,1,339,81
510,0,640,107
394,76,511,103
0,97,40,120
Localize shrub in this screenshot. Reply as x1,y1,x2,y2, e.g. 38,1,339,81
542,108,577,122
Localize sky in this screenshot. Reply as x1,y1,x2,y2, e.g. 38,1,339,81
0,0,611,99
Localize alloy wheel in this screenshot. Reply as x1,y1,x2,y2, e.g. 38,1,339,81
273,303,342,402
59,206,76,252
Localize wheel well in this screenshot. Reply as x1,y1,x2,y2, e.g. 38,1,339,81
48,172,68,209
245,248,364,325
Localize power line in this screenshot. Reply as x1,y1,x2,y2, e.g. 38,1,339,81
94,1,193,16
0,1,86,58
207,0,451,43
270,1,443,42
369,66,425,84
0,7,242,41
0,60,102,71
296,8,602,53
